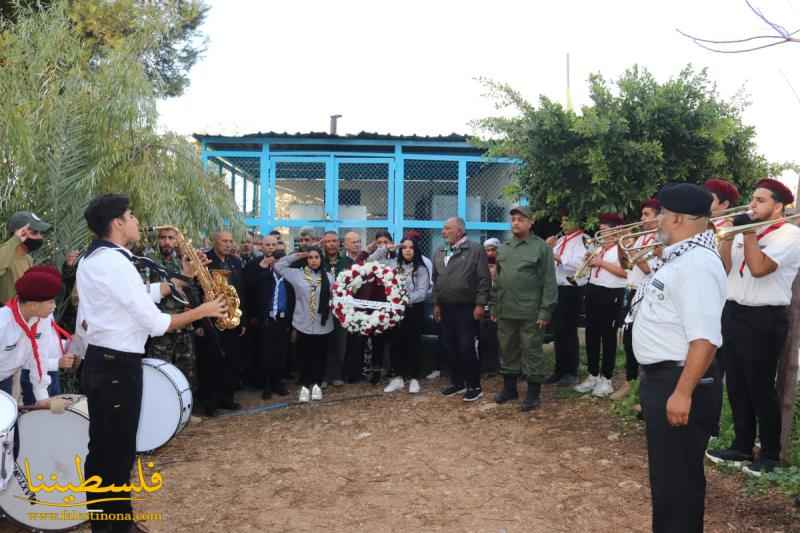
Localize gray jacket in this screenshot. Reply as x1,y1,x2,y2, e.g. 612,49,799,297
432,238,491,306
275,253,335,335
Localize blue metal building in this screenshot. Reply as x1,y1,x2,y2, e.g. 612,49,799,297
194,132,519,257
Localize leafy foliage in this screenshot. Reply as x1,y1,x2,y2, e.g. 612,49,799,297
474,66,770,225
0,1,240,266
0,0,208,97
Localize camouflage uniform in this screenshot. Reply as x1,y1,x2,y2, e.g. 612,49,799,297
141,250,197,390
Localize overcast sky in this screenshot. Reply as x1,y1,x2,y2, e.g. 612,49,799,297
158,0,800,164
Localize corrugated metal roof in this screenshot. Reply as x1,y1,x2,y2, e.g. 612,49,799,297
193,131,471,142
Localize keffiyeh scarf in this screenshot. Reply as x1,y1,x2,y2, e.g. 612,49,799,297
627,229,719,324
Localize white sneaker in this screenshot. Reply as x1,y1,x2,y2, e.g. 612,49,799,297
574,375,599,394
384,377,404,393
592,377,614,398
426,370,441,380
311,384,323,401
408,379,420,394
298,386,310,403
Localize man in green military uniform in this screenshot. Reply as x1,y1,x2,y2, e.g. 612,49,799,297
492,206,558,411
143,227,198,390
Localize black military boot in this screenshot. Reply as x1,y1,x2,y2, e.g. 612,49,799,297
494,374,519,404
520,382,541,412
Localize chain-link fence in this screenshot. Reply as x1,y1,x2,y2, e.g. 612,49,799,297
338,162,390,221
208,156,260,217
466,162,516,222
403,159,459,221
274,161,326,221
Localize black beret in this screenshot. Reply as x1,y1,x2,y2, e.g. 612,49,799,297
657,183,712,217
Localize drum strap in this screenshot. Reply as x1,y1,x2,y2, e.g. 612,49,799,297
12,420,19,462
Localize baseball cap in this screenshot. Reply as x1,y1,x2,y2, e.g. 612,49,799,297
7,211,51,233
509,206,533,219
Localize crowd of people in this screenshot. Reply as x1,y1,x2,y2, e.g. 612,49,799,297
1,175,799,532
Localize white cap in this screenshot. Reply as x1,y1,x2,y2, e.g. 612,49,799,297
483,238,501,249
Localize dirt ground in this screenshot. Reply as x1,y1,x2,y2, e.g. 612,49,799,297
1,376,798,533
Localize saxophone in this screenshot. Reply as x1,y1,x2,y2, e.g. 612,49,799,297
148,226,242,330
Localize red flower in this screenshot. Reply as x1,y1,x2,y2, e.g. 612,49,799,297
384,288,392,296
378,314,385,321
392,279,398,285
392,298,400,304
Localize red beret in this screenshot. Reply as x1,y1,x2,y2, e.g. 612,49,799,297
598,213,624,226
15,265,62,302
403,230,422,241
704,178,740,206
640,198,661,211
755,178,795,206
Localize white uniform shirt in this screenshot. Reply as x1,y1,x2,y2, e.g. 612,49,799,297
76,245,171,354
0,307,53,401
554,231,588,287
727,223,800,307
588,245,627,289
633,244,726,365
626,234,659,288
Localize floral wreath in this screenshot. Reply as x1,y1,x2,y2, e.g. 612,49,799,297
331,261,409,336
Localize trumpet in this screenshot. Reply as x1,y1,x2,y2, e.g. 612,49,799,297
715,214,800,243
709,205,752,225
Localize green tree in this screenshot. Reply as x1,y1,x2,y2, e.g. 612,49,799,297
0,1,240,267
474,65,770,225
0,0,208,97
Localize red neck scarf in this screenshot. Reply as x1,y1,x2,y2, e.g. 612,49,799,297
557,230,583,257
51,319,72,356
593,244,615,278
739,221,785,276
6,297,44,380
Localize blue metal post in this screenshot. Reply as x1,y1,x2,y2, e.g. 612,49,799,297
393,144,404,241
260,143,271,233
457,159,467,220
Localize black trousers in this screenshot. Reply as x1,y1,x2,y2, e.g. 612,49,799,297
585,284,624,379
343,334,365,382
553,285,583,377
722,301,789,460
196,327,236,410
392,303,425,380
479,318,500,374
622,289,639,382
82,345,142,532
296,331,330,386
640,362,722,533
261,317,291,390
441,303,480,389
220,328,244,388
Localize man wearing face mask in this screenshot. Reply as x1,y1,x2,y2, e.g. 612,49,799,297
0,211,51,302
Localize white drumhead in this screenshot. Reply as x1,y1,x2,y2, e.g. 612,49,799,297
0,390,17,434
0,408,89,531
137,358,192,453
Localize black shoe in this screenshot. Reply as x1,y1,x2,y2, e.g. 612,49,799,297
520,383,541,412
220,401,241,411
494,374,519,404
463,387,483,402
261,389,272,400
556,374,578,387
705,448,753,467
441,384,467,396
543,373,562,385
274,382,289,396
204,406,217,417
743,458,780,477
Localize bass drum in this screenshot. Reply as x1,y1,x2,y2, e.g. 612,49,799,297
0,395,89,532
137,358,192,453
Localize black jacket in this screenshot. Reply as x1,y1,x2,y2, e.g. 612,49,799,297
243,259,296,325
